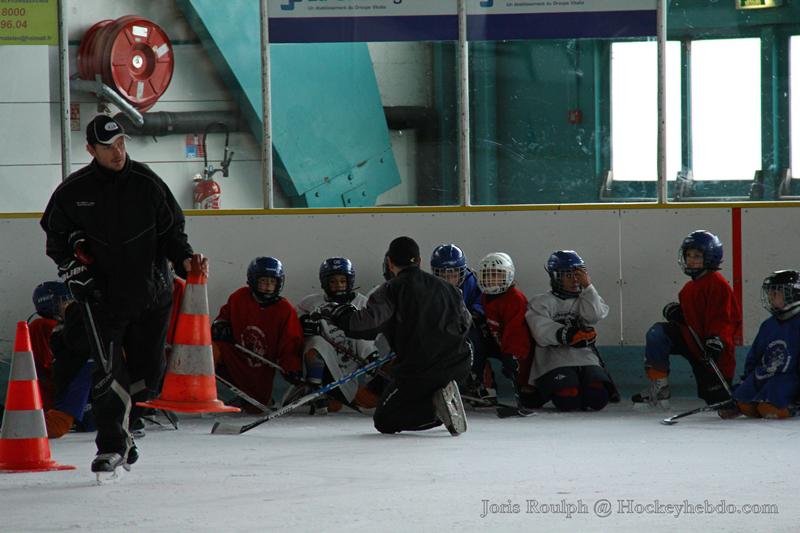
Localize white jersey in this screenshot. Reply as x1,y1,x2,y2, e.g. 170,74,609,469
297,292,377,402
525,285,609,383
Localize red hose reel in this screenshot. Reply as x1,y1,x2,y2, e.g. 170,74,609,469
78,16,175,112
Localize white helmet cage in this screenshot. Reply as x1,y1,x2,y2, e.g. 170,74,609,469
477,252,515,295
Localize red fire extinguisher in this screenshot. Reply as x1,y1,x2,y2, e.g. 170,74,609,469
193,122,233,209
193,174,222,209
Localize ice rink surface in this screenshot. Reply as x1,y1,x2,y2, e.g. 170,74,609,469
1,401,798,533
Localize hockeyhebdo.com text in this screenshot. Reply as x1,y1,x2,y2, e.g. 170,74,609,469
480,498,779,520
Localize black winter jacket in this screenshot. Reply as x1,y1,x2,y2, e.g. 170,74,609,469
344,266,472,385
41,157,192,317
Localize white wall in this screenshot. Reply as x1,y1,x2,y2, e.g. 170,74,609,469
2,206,799,360
0,0,426,212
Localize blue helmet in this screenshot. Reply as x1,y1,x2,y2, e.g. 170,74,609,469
679,230,723,278
431,244,467,286
32,281,71,319
545,250,585,298
319,257,355,303
247,257,284,305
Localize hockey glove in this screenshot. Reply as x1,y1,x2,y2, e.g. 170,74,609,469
58,259,96,302
299,314,322,337
662,302,684,324
703,336,724,362
557,326,597,348
211,320,234,343
68,231,93,265
322,303,357,330
282,370,304,386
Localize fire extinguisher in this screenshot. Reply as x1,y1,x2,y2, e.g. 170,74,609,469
193,122,234,209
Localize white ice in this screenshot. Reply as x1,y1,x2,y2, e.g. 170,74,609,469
1,402,798,533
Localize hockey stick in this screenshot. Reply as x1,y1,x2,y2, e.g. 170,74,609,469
83,302,110,375
216,374,271,413
234,343,286,373
315,326,391,381
661,399,736,425
211,351,396,435
684,325,735,399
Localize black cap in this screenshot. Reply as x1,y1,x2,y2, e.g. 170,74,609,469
387,236,420,268
86,115,129,146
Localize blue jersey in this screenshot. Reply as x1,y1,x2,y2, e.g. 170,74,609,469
734,313,800,408
461,270,484,316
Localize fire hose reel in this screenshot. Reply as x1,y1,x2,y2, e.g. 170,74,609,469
78,15,174,112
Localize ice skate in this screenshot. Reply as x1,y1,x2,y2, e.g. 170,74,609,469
433,380,468,436
309,395,329,416
126,444,139,468
92,452,126,485
631,378,671,408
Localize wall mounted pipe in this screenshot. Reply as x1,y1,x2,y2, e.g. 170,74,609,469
113,111,245,136
70,79,144,127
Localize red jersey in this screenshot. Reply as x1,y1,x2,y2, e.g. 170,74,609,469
214,287,303,406
482,286,532,385
29,317,57,409
678,271,743,379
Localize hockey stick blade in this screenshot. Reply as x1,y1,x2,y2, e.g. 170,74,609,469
210,421,245,435
211,352,397,435
660,399,735,425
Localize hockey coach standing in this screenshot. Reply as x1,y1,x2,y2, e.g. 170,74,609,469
325,236,472,436
41,115,204,476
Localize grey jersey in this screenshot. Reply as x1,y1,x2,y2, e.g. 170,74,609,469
525,285,609,383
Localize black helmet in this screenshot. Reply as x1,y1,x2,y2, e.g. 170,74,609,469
761,270,800,320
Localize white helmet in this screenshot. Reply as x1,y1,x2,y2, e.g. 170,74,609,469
477,252,515,295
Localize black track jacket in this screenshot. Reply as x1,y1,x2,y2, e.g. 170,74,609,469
344,266,472,384
41,157,193,317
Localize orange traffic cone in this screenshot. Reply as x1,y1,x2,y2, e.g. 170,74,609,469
0,322,75,473
138,255,239,413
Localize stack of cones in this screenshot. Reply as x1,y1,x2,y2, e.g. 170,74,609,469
139,255,238,413
0,322,74,473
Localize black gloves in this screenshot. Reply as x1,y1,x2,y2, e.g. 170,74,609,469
58,259,96,302
320,303,357,330
704,336,724,362
662,302,684,324
557,326,597,348
299,314,322,337
68,231,92,263
211,320,234,343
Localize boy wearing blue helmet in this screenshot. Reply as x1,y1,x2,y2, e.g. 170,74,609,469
296,257,381,414
211,257,303,411
430,244,496,405
633,230,742,409
526,251,614,411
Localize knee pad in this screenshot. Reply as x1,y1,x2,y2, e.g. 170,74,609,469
582,382,609,411
552,387,581,412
